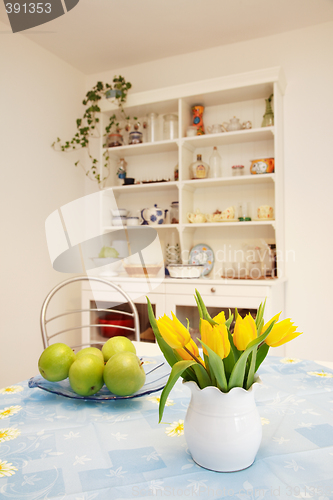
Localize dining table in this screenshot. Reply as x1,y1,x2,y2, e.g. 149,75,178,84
1,341,333,500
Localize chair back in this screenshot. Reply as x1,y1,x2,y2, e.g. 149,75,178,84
40,276,141,349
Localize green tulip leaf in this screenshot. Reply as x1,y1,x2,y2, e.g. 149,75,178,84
228,329,241,363
257,317,264,337
194,294,203,319
147,298,179,368
255,343,270,372
199,340,228,392
255,299,266,330
222,340,235,379
191,362,212,389
234,307,239,321
158,360,197,422
225,312,234,330
228,319,276,390
246,349,257,390
194,290,216,326
146,298,198,383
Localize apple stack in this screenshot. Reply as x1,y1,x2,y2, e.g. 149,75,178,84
37,337,146,397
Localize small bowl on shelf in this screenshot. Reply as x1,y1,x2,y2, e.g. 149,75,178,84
167,264,204,279
123,258,164,278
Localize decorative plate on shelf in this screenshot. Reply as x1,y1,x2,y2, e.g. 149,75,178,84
28,356,170,401
189,244,215,276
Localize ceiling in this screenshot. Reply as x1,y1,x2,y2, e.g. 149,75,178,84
1,0,333,75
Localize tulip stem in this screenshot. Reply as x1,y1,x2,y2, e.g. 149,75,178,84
183,346,205,368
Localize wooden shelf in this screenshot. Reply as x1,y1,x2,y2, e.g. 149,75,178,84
102,223,179,232
182,127,274,150
182,220,276,232
103,181,179,194
106,139,178,158
182,174,275,191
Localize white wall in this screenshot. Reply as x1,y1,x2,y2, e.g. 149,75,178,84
0,21,86,386
1,20,332,390
87,22,333,362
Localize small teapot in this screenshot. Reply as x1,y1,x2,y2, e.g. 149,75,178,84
141,204,168,225
222,116,243,132
187,209,207,224
207,124,224,134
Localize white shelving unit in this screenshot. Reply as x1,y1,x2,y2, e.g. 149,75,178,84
86,67,287,350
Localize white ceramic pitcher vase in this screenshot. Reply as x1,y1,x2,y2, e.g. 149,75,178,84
183,379,262,472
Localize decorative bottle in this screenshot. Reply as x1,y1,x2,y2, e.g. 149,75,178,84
261,94,274,127
209,147,221,178
190,154,210,179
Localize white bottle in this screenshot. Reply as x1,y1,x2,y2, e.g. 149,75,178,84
209,147,221,178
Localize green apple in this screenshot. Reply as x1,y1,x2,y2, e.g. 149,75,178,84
76,347,104,363
38,343,76,382
68,354,104,396
102,336,136,362
103,351,146,396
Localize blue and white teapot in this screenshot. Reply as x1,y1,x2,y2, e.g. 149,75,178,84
141,204,168,225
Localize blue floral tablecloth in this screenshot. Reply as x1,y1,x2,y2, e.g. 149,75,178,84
1,356,333,500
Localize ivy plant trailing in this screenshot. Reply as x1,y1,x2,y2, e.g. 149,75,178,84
52,76,133,185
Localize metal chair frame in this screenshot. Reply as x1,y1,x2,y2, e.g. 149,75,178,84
40,276,141,349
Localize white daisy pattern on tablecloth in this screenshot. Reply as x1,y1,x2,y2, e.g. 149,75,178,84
0,406,22,419
0,427,21,443
0,386,24,394
307,371,333,378
146,396,174,406
165,420,184,437
0,460,18,477
280,358,302,364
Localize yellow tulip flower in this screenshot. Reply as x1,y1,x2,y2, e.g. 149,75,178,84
176,337,202,362
233,313,257,351
213,311,226,324
263,314,302,347
200,319,230,359
156,312,191,349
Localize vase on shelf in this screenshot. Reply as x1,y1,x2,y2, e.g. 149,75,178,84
191,105,205,135
183,378,262,472
261,94,274,127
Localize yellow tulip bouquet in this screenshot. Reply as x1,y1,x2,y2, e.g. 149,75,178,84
147,290,301,421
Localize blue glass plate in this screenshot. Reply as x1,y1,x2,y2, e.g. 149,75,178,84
28,356,170,401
